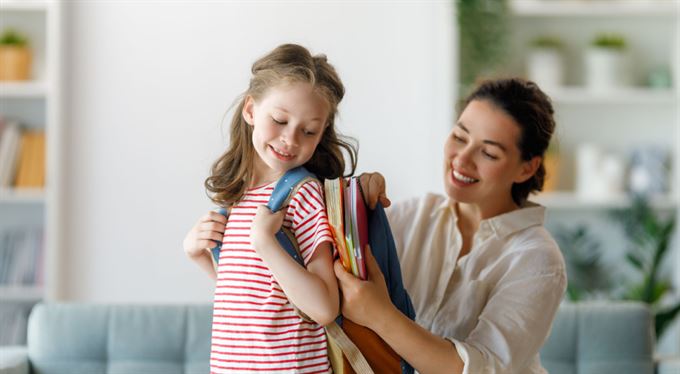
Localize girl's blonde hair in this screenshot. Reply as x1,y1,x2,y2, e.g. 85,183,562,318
205,44,358,207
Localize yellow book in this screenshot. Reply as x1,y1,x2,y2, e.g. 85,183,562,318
13,132,32,188
323,178,352,272
33,131,45,187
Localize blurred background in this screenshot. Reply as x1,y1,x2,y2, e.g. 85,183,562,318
0,0,678,365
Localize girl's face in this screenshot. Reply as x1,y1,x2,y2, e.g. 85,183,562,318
443,99,538,209
243,82,329,184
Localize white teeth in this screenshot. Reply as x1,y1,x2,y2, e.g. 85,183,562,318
270,145,292,157
453,170,478,184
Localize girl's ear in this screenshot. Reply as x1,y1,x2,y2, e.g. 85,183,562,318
242,96,255,126
514,156,542,184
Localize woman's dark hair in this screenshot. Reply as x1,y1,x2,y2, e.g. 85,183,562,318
462,78,556,205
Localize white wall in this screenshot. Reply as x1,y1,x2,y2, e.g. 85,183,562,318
61,1,455,302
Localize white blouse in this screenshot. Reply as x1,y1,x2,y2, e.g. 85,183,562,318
386,193,567,374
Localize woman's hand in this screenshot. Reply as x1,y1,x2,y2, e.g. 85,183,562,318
250,205,286,249
183,211,227,258
333,245,394,329
359,172,391,209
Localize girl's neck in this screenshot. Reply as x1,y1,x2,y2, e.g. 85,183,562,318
250,156,285,188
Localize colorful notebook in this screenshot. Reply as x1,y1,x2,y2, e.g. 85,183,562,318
324,177,368,280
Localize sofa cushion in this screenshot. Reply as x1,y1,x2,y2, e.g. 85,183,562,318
540,302,654,374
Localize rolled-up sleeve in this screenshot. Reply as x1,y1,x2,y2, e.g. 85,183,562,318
447,254,566,373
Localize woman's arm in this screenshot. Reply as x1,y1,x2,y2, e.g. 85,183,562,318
251,206,339,326
334,246,464,374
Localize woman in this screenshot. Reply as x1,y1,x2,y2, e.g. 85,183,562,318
341,78,567,373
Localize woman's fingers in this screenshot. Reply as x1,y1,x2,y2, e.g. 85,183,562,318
358,172,389,209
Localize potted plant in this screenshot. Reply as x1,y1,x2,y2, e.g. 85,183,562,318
0,28,31,81
585,33,630,91
527,36,564,90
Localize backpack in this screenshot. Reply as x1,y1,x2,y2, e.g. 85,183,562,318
211,166,416,374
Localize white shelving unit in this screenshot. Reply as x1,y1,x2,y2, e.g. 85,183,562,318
511,0,679,17
506,0,680,209
0,0,61,345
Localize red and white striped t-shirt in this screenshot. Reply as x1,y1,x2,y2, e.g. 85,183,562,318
210,179,334,374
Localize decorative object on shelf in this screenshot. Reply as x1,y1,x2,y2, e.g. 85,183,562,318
575,143,625,199
627,146,670,197
647,66,672,89
542,138,560,192
0,28,31,81
527,36,564,90
457,0,509,95
585,33,630,92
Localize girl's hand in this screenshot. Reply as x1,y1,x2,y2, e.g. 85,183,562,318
183,211,227,258
333,245,393,328
359,172,391,209
250,205,286,249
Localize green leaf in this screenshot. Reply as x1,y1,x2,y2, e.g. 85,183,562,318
655,302,680,339
625,253,644,270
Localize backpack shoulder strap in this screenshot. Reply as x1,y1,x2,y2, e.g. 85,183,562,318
267,166,317,266
210,207,229,267
267,166,317,212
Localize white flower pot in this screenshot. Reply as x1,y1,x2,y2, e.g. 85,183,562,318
527,48,563,89
585,48,630,92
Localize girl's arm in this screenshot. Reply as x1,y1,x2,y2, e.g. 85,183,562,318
183,211,227,280
334,246,464,374
251,206,339,325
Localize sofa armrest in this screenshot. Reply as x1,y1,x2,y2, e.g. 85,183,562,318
0,346,29,374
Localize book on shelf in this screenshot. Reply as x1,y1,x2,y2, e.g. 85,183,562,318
0,118,45,189
0,226,44,287
324,177,369,280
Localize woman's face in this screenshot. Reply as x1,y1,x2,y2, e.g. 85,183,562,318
443,99,537,208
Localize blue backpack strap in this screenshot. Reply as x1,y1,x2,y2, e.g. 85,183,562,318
266,166,317,267
210,207,229,265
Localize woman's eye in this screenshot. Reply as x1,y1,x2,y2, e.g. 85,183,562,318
303,129,317,136
482,151,499,160
272,117,286,125
453,135,466,143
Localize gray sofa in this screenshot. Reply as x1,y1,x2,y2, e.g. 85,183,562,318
0,302,664,374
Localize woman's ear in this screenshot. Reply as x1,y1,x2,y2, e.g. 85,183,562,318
514,156,542,184
242,96,255,126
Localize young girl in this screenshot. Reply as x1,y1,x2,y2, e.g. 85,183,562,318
183,44,357,373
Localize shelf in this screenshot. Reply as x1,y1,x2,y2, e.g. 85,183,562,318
0,188,45,203
0,81,48,98
532,191,678,210
0,1,49,11
511,0,679,17
544,87,677,104
0,286,43,302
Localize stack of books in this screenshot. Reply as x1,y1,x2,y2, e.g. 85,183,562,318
324,177,368,280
